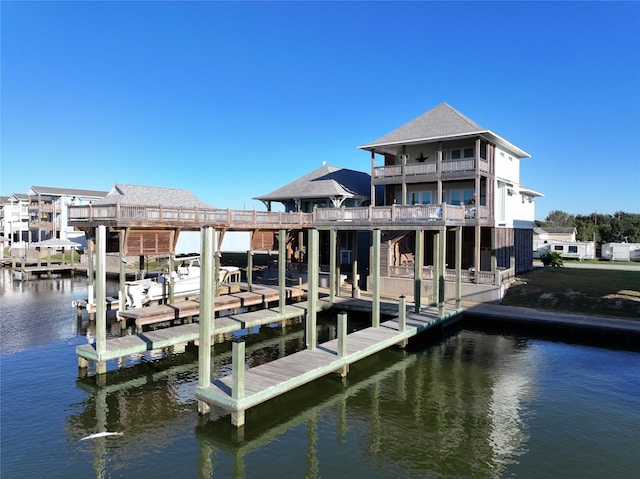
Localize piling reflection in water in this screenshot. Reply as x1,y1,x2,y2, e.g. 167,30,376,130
2,268,638,478
69,313,537,478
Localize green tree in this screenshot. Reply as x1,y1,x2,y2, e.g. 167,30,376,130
544,210,575,227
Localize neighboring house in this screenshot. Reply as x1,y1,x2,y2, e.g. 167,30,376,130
0,194,29,243
26,186,108,242
358,102,543,275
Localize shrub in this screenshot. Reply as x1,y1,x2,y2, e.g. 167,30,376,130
540,250,564,267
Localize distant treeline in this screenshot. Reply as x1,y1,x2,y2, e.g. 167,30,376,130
536,210,640,244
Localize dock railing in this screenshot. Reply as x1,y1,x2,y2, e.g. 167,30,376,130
70,203,476,229
68,204,314,229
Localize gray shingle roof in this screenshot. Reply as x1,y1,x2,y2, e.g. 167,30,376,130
254,164,370,202
359,102,530,158
29,186,109,198
96,184,213,209
364,103,485,147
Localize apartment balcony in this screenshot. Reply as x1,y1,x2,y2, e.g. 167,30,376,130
372,157,490,185
28,204,54,213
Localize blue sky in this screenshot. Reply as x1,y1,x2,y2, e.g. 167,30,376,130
2,1,639,220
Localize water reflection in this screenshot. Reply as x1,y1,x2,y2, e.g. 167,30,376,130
68,325,536,479
0,269,91,354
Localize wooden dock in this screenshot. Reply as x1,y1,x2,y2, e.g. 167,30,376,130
12,263,76,280
73,282,303,320
76,297,329,368
196,298,463,427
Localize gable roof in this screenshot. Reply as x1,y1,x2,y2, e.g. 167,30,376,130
28,186,108,198
358,102,530,159
95,184,213,209
254,164,370,202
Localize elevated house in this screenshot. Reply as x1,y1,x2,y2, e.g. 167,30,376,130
26,186,107,243
355,102,542,290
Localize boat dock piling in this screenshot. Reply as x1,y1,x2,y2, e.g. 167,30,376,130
83,224,465,426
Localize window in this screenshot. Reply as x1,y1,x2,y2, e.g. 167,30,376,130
448,189,474,205
409,191,432,205
450,148,474,160
568,246,578,253
554,245,564,251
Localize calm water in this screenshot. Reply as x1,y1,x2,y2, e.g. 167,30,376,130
1,269,639,478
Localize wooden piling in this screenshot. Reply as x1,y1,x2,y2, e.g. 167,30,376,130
306,228,319,350
198,226,216,415
414,229,424,313
372,229,380,328
95,225,107,375
279,229,286,315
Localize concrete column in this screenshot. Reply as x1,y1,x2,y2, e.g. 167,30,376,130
198,226,215,415
372,229,380,328
306,228,319,350
95,225,107,375
279,229,286,315
414,229,424,313
455,226,462,311
329,229,337,304
438,226,447,317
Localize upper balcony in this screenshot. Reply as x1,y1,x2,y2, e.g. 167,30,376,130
68,203,489,231
373,157,490,185
313,203,489,229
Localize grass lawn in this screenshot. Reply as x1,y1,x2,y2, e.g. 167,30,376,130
502,267,640,320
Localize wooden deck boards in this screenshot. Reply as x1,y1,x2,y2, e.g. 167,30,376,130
196,305,461,413
76,298,333,363
118,285,305,330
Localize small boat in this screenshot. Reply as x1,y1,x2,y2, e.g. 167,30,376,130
125,255,241,308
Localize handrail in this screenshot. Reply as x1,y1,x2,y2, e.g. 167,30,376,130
68,203,315,229
69,202,476,229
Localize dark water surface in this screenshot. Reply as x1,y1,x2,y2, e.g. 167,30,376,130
1,270,639,478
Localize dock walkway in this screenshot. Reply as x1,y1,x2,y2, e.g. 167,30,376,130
196,301,462,426
119,285,305,332
76,298,333,366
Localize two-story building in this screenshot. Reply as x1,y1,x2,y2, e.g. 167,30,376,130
357,102,542,283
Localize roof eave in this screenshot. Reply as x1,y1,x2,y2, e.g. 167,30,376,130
359,129,531,159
